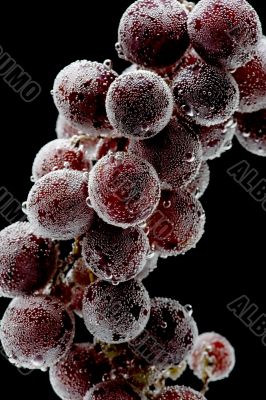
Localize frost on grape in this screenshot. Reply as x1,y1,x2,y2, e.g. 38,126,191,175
106,70,174,139
136,252,159,281
0,222,57,298
82,279,150,343
27,169,94,240
56,114,84,139
88,151,161,228
185,162,210,199
82,217,149,284
84,381,141,400
53,60,118,136
172,62,240,127
0,296,75,370
157,385,207,400
129,116,202,190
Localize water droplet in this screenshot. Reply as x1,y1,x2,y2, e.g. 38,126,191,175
147,251,155,259
186,152,195,162
50,90,54,96
185,304,193,316
22,201,28,215
30,175,35,183
103,59,113,71
161,321,167,329
32,355,44,367
86,197,93,208
115,152,124,165
64,161,70,168
181,104,194,117
163,200,171,208
83,171,89,180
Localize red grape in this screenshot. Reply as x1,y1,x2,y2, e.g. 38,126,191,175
88,151,161,228
185,162,210,199
197,118,236,160
84,381,141,400
32,138,92,181
188,332,236,382
82,217,149,284
187,0,262,70
82,279,150,343
156,385,207,400
147,190,205,256
49,343,110,400
117,0,189,69
233,36,266,113
130,297,198,367
27,169,94,240
53,60,118,136
105,70,173,139
0,295,75,370
235,109,266,156
128,116,202,190
172,61,240,126
0,222,57,298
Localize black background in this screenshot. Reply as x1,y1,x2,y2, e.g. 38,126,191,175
0,1,265,399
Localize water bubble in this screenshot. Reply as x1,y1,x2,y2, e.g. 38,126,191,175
163,200,171,208
86,197,93,208
22,201,28,215
30,175,35,183
185,304,193,316
103,59,113,71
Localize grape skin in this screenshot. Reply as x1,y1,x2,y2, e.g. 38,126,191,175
156,385,207,400
84,381,141,400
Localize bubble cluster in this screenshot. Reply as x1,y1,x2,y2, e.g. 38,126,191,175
235,109,266,156
129,116,202,190
147,190,205,256
187,0,262,70
106,70,173,139
0,222,57,298
0,296,75,370
88,151,161,228
53,60,118,136
130,297,198,367
27,169,94,240
117,0,189,69
172,61,240,126
82,279,150,343
82,217,149,284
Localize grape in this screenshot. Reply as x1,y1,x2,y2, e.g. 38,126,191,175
136,252,159,281
32,138,92,181
0,296,75,370
82,279,150,343
185,162,210,199
56,114,84,139
105,70,173,139
156,385,206,400
235,109,266,157
147,190,205,257
95,137,129,160
27,169,94,240
188,332,236,382
172,61,240,127
130,297,198,367
88,151,161,228
233,36,266,113
197,118,236,160
84,381,141,400
53,60,118,136
49,343,110,400
82,217,149,284
117,0,189,69
0,222,57,298
187,0,262,70
128,116,202,190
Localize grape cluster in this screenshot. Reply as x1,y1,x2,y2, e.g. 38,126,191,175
1,0,265,398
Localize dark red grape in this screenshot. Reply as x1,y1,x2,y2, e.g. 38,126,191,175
0,222,57,298
82,217,149,284
188,332,236,382
235,109,266,156
128,116,202,190
117,0,189,69
187,0,262,70
147,190,205,256
32,138,92,181
185,162,210,199
156,385,207,400
53,60,118,136
0,296,75,370
84,381,141,400
172,61,239,126
197,118,236,160
88,151,161,228
27,169,94,240
82,279,150,343
233,36,266,113
130,297,198,367
49,343,110,400
106,70,173,139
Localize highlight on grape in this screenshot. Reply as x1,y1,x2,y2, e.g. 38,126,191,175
1,0,265,398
